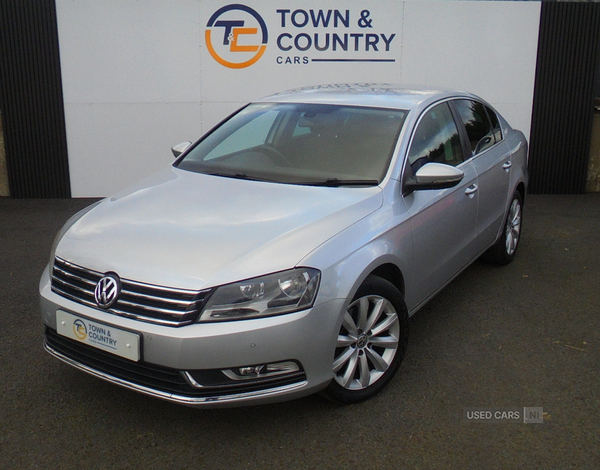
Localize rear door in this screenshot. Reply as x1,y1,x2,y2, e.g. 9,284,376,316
452,99,511,250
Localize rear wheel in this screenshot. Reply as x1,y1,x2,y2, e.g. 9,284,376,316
323,275,409,404
485,191,523,265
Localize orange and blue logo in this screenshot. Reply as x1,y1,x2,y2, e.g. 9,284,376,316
73,319,87,340
205,4,268,69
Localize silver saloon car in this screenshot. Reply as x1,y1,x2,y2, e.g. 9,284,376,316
40,84,528,407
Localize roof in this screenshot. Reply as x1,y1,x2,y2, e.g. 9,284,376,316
257,83,462,110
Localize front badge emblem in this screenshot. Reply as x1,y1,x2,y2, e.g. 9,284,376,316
95,274,120,308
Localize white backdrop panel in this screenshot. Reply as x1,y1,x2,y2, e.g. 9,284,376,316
56,0,540,197
401,1,540,137
65,103,202,197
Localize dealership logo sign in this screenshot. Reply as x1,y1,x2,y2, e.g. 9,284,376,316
205,4,397,68
205,4,268,69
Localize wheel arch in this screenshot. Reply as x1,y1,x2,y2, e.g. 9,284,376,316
369,263,406,299
328,255,409,322
516,181,526,205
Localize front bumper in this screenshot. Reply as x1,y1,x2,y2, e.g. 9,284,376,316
40,267,343,407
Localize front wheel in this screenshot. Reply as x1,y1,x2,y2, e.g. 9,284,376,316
323,275,409,404
485,191,523,265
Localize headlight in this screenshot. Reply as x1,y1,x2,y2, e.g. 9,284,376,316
199,268,321,322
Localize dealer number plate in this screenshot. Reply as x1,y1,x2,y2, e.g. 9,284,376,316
56,310,140,362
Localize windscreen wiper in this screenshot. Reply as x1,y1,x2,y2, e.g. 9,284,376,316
297,178,379,187
206,172,277,183
207,171,249,179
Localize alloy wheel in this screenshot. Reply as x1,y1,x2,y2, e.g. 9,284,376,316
333,295,400,390
505,198,522,256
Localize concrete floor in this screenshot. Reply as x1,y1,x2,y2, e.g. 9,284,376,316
1,194,599,469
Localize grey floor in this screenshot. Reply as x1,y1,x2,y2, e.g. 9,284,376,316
1,194,599,469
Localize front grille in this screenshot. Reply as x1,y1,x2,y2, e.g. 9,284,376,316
45,328,307,399
51,257,211,326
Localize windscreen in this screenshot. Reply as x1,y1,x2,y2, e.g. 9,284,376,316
176,102,407,186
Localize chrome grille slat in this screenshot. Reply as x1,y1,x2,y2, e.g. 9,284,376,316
119,289,194,307
52,278,96,298
108,308,187,327
53,265,99,286
50,285,98,309
51,257,211,327
122,278,200,296
117,299,193,316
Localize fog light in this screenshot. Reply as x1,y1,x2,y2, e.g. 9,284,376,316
239,365,265,377
223,361,300,381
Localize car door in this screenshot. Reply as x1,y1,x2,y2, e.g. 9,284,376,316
453,99,512,250
402,101,480,310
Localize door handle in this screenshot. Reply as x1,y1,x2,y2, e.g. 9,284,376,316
502,161,512,171
465,184,478,196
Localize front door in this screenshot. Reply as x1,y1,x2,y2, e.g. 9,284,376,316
402,101,479,309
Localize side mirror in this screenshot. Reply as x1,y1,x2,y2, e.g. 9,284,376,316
171,141,192,158
405,162,464,192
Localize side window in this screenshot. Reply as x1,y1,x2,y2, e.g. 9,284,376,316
485,105,503,143
454,99,495,155
408,102,464,170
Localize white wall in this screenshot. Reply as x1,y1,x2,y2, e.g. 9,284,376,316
56,0,541,197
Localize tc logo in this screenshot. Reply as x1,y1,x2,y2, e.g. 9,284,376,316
205,4,268,69
73,319,87,340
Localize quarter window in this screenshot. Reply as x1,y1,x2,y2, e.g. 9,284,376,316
454,99,495,155
408,102,464,170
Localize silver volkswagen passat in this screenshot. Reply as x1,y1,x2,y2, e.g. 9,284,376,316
40,84,528,407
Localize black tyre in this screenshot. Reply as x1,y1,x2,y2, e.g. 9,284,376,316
323,275,409,404
485,191,523,265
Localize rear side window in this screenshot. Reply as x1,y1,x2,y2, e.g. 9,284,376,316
485,105,503,143
408,102,464,170
454,99,495,155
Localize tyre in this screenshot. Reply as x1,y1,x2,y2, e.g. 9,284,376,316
485,191,523,265
323,275,409,404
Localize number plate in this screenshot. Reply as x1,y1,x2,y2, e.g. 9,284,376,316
56,311,140,362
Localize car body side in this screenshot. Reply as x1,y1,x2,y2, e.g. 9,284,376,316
301,92,527,314
296,93,528,387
